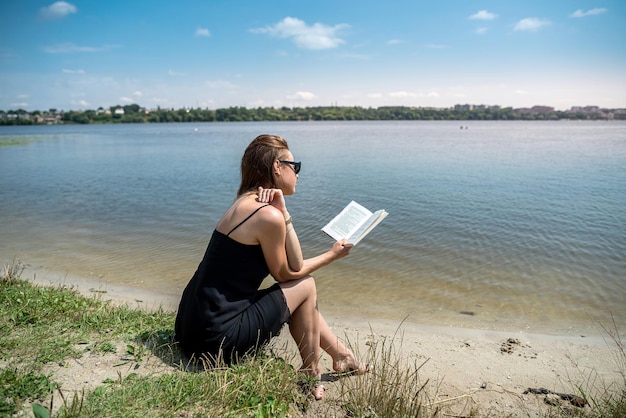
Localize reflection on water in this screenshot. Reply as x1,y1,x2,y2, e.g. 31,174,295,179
1,121,625,335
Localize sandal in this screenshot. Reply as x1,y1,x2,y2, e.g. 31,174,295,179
332,363,374,377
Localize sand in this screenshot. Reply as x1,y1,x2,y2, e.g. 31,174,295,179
25,272,624,417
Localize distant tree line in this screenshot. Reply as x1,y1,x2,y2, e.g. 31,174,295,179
1,104,624,125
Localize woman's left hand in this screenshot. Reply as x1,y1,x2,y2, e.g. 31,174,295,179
256,187,287,213
330,239,353,260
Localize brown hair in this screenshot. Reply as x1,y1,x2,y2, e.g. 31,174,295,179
237,134,290,196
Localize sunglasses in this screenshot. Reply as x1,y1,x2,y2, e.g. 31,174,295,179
279,160,301,174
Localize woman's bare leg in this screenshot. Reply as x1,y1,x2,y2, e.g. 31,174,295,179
279,276,324,399
318,311,370,373
280,276,370,385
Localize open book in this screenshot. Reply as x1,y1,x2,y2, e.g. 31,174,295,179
322,201,388,245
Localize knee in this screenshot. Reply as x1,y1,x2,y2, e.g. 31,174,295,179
300,275,317,295
283,274,317,298
280,275,318,311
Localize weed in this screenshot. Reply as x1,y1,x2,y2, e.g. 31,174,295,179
0,368,56,416
335,325,437,418
125,344,143,363
1,258,24,284
582,315,626,417
96,342,118,354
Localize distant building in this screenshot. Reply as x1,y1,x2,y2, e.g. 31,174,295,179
614,110,626,120
530,106,554,114
454,104,474,111
453,104,500,111
36,112,61,124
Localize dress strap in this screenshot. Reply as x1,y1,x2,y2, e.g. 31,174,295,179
226,204,270,236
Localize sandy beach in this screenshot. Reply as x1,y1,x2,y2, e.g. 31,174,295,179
26,271,624,417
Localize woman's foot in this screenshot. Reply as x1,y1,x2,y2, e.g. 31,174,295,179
310,381,325,400
298,379,325,400
332,353,373,375
298,369,325,401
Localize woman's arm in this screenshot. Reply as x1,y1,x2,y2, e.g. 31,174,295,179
259,211,351,282
255,188,351,282
283,210,304,271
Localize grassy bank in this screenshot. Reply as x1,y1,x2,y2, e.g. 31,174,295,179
1,260,624,417
0,265,304,417
0,261,437,417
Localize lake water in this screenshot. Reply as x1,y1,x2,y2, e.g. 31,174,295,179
1,121,624,336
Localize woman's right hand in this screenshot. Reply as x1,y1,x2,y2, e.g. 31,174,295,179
256,186,287,214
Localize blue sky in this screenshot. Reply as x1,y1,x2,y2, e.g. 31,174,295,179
1,1,625,111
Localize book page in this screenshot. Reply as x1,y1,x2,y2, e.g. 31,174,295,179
346,209,388,245
322,201,372,242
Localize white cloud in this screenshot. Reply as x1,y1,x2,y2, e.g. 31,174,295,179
386,39,405,45
288,91,316,101
39,1,77,20
251,17,348,50
389,91,416,98
514,18,551,32
469,10,497,20
17,94,29,99
70,99,89,107
11,102,29,108
367,93,383,98
195,28,211,37
515,89,529,95
474,27,488,35
120,97,134,103
62,68,85,74
569,8,607,18
133,91,143,97
43,43,117,53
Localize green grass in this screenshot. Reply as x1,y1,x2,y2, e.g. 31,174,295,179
0,368,55,416
0,261,313,417
1,259,624,417
62,358,301,417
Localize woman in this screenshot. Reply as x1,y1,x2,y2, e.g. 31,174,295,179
175,134,370,400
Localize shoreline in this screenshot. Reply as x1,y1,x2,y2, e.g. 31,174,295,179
26,264,617,339
21,267,625,416
23,267,609,341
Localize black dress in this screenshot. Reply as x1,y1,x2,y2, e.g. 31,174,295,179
174,205,290,362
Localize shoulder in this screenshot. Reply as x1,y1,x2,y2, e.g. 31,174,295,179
256,204,284,226
217,198,279,235
250,204,285,245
